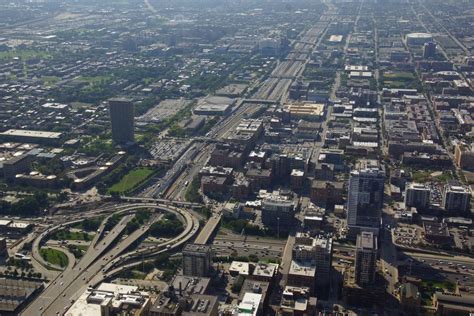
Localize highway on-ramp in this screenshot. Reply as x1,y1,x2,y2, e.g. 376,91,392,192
21,203,198,316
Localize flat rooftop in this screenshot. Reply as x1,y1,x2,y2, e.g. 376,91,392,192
356,232,377,250
289,260,316,277
0,129,62,139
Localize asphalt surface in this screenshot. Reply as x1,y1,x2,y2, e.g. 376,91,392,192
22,202,199,316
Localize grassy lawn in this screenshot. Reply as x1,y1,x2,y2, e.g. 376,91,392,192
420,280,455,306
108,167,154,194
40,248,69,268
51,229,94,241
382,71,420,90
411,170,453,183
383,71,416,81
0,49,51,60
40,76,61,85
384,81,408,89
76,75,112,89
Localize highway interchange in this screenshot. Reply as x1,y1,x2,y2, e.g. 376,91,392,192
21,202,199,316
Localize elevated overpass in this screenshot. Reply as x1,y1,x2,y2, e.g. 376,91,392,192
194,214,221,245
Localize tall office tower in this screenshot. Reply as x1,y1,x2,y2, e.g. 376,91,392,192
347,160,385,236
109,98,135,145
182,243,212,277
442,183,471,213
355,231,378,287
405,183,430,210
313,236,333,289
423,41,437,59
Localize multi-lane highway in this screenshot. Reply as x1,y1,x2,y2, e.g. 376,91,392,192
21,202,199,316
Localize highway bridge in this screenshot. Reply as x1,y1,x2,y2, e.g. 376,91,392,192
22,202,199,316
194,214,221,245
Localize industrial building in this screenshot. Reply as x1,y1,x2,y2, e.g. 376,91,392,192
0,129,63,145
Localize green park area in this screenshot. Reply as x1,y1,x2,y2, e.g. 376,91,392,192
77,75,113,89
382,71,421,90
40,248,69,268
107,167,154,194
411,170,453,183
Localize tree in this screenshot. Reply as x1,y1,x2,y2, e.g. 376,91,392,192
11,197,40,215
110,191,121,201
34,191,49,208
57,191,68,203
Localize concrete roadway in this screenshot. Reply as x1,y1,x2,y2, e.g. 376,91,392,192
211,238,284,259
84,205,200,289
23,203,199,315
42,213,163,316
22,214,134,316
195,215,221,244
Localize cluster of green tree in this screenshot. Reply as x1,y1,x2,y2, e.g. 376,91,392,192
184,175,202,203
6,258,33,270
117,253,180,281
153,253,181,281
222,216,266,236
0,269,42,279
222,216,288,238
184,73,225,93
149,213,184,238
67,245,85,259
32,158,65,176
126,209,151,234
197,207,212,219
73,217,103,232
104,213,124,231
167,124,186,138
0,192,49,216
79,136,115,156
21,242,33,252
